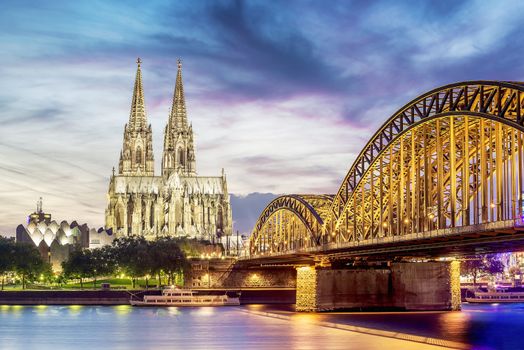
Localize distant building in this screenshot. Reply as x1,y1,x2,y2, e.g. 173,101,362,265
16,198,114,270
105,59,232,240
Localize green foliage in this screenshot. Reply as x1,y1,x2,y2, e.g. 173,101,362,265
61,249,93,288
175,238,223,257
0,237,16,290
461,254,505,285
149,237,189,285
0,237,16,276
61,245,117,288
111,236,151,287
0,238,51,289
60,236,195,289
1,235,215,290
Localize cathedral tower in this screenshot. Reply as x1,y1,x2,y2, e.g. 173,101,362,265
107,58,231,241
162,59,196,177
118,58,154,176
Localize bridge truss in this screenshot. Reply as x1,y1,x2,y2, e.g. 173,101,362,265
249,81,524,258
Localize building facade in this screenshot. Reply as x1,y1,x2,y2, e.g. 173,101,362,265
105,59,232,240
16,198,114,271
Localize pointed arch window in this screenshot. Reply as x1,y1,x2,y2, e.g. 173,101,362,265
115,203,125,230
178,148,185,166
136,146,142,165
217,206,223,231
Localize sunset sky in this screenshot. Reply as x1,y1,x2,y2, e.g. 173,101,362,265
1,0,524,234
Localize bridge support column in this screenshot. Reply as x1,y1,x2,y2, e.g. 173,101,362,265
296,266,318,312
391,260,461,311
295,261,461,312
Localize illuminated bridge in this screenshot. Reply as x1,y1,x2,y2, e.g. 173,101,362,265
248,81,524,263
233,81,524,311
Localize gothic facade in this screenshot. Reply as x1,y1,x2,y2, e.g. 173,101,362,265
105,59,232,240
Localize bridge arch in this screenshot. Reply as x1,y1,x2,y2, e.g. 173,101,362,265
249,195,333,256
324,81,524,241
247,81,524,259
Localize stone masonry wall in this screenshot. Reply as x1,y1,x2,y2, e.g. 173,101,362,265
316,268,392,311
299,261,461,312
391,261,461,310
296,267,318,312
186,258,296,289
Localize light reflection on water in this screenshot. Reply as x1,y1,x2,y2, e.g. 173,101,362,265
0,305,442,350
1,304,523,349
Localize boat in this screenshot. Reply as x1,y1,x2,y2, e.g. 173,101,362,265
466,290,524,303
130,288,240,307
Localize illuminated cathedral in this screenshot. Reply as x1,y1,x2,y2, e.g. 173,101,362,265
105,59,232,240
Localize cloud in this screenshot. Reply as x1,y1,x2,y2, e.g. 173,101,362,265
1,0,524,236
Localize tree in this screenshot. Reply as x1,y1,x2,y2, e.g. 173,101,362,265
90,246,116,289
150,237,189,287
62,249,95,289
461,254,505,285
13,243,48,289
111,236,152,288
0,237,16,290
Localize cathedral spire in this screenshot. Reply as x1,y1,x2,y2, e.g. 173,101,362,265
117,58,155,176
169,59,188,130
129,57,147,130
162,58,196,177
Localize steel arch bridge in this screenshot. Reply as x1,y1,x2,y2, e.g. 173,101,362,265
249,81,524,260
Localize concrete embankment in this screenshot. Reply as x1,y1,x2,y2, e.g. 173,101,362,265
0,290,154,305
0,288,296,305
241,309,470,350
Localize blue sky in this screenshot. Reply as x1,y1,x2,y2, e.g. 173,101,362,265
1,0,524,234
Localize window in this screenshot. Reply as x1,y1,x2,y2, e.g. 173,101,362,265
178,148,185,166
136,146,142,165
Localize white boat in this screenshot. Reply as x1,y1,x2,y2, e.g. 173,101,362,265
130,288,240,307
466,291,524,303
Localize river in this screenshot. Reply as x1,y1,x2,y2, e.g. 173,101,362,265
0,303,521,349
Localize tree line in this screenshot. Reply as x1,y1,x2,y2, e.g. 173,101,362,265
62,236,194,288
0,235,222,290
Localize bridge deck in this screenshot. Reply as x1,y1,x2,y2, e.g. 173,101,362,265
243,220,524,264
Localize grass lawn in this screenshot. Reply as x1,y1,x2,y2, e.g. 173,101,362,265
0,278,163,291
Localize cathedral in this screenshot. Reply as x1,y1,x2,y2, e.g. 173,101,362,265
105,58,232,240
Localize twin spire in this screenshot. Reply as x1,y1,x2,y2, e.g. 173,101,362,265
122,58,195,178
129,57,189,132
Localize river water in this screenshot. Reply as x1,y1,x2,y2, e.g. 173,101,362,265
0,303,521,349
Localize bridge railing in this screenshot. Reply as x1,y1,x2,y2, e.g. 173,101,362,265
242,219,522,260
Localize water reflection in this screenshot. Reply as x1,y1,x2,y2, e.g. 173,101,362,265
436,310,470,341
191,306,215,317
67,305,83,316
113,304,131,316
0,304,523,349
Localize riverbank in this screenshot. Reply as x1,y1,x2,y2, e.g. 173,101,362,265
0,288,296,305
0,290,146,305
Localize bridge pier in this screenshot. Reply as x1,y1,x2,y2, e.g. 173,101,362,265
296,261,461,312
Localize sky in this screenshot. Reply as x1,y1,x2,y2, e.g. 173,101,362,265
1,0,524,235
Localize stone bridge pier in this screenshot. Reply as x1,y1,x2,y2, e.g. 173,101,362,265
187,258,461,312
296,261,461,312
